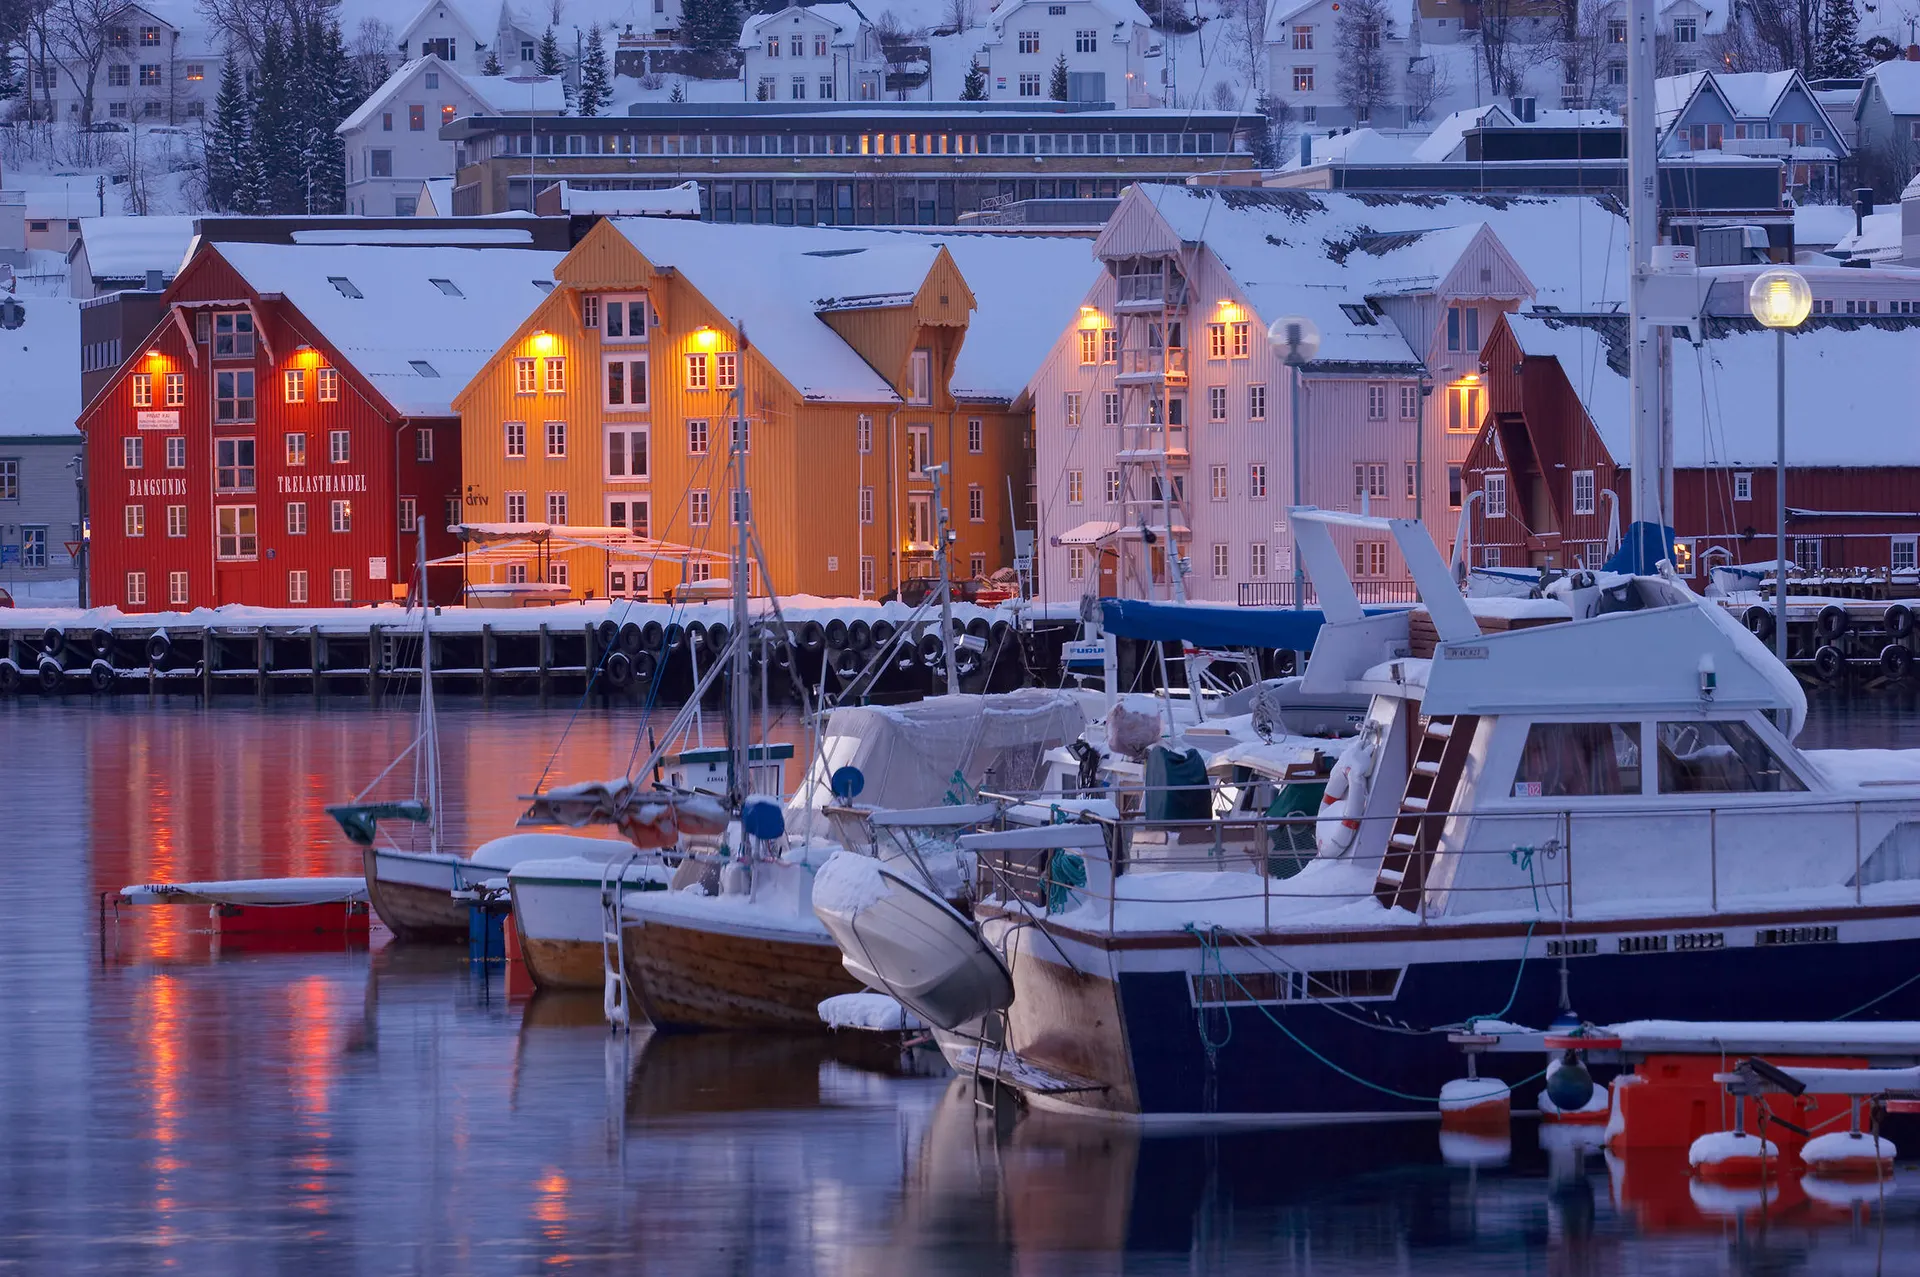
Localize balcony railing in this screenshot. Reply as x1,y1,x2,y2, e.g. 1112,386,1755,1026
1237,579,1421,607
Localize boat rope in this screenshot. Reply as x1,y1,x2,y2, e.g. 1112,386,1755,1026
1191,923,1234,1064
1183,924,1546,1105
1830,964,1920,1022
1464,917,1540,1033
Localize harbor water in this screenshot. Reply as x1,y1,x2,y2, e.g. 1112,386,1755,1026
5,694,1920,1273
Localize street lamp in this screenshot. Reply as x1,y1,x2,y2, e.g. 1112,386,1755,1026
1268,315,1321,610
1747,267,1811,663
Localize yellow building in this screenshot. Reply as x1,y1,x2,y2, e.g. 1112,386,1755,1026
450,217,1095,602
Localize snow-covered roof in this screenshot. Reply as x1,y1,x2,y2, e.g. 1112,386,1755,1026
1832,208,1900,261
608,219,1096,403
1711,70,1802,119
1409,104,1621,164
209,242,563,417
418,178,456,216
1124,185,1626,369
0,296,82,437
1863,59,1920,118
1264,0,1416,43
990,0,1153,36
1289,127,1417,169
1508,313,1920,467
1793,202,1861,250
739,2,871,49
71,215,195,283
553,181,702,216
335,56,565,136
1654,71,1710,135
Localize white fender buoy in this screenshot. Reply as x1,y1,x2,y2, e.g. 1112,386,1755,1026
1800,1130,1897,1180
1439,1077,1511,1133
1688,1130,1778,1182
1316,732,1376,855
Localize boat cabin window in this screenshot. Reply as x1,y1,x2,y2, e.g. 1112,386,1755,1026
1513,722,1642,797
1656,721,1806,794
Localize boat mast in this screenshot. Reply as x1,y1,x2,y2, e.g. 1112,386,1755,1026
1625,0,1667,571
729,322,752,813
417,518,441,857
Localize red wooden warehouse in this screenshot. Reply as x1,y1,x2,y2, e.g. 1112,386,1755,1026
78,240,562,610
1461,311,1920,581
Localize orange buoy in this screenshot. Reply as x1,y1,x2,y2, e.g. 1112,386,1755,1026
1439,1077,1511,1134
1800,1131,1897,1180
1688,1130,1778,1183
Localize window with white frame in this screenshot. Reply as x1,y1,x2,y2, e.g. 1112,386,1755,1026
1354,463,1386,498
124,504,145,537
967,418,983,453
515,358,536,394
1019,72,1041,96
1212,543,1230,579
1400,383,1419,419
215,505,257,559
544,358,566,394
215,438,255,491
288,570,308,604
690,490,710,526
1794,538,1822,570
968,484,984,521
1448,384,1483,433
687,419,709,455
1249,542,1268,579
506,491,527,523
505,421,526,457
908,350,931,405
166,373,186,406
1208,386,1227,421
416,429,434,462
859,555,875,595
1210,464,1228,501
546,492,568,525
1079,329,1100,364
1064,391,1084,426
1068,546,1087,581
1354,540,1388,578
1733,471,1752,501
1292,24,1313,48
607,497,649,538
1572,470,1595,515
213,311,254,357
1067,469,1084,504
687,352,709,390
545,420,567,458
1231,322,1250,357
1101,329,1118,363
332,568,353,602
1448,464,1463,509
126,572,146,605
581,295,601,330
1103,391,1120,426
1367,384,1387,420
123,436,143,469
605,355,648,408
166,436,187,468
1075,28,1096,52
1249,463,1268,499
287,501,307,535
1106,469,1121,503
602,296,648,341
907,425,931,477
284,368,305,403
1405,461,1417,500
131,373,152,407
1446,305,1481,352
1483,471,1507,518
1893,536,1918,573
1018,29,1040,53
859,486,874,524
398,496,417,532
330,499,351,533
716,352,737,391
166,571,187,605
1249,384,1266,420
1207,324,1228,359
329,430,350,464
215,370,254,423
167,504,187,537
856,414,873,453
602,422,648,478
1483,546,1503,567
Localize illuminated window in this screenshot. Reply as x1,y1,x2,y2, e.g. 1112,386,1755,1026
1249,463,1268,499
1064,391,1084,425
131,373,152,406
687,352,709,390
330,499,351,532
124,504,145,537
515,358,536,394
165,372,184,406
216,505,257,559
544,358,565,393
284,368,306,402
1067,469,1084,504
285,432,307,467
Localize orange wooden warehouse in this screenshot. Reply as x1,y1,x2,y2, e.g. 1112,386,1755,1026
450,217,1098,602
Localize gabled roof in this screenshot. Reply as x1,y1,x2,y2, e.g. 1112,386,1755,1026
394,0,502,46
70,215,196,282
740,2,871,49
1861,59,1920,119
989,0,1153,36
335,55,565,136
210,242,563,417
1507,312,1920,467
1106,185,1622,369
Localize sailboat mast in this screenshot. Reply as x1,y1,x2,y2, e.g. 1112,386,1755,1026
417,517,441,857
1625,0,1665,570
729,323,752,812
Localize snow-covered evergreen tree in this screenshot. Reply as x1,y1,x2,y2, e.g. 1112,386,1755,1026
577,24,611,115
961,57,986,99
670,77,686,103
1049,51,1068,99
1813,0,1865,78
482,47,503,75
0,41,19,102
206,51,254,212
681,0,745,59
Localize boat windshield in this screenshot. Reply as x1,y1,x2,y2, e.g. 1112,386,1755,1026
1656,720,1806,794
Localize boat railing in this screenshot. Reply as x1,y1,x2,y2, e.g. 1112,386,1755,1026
965,792,1920,937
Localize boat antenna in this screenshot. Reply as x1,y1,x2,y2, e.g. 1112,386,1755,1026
416,518,442,857
728,319,753,814
1623,0,1669,573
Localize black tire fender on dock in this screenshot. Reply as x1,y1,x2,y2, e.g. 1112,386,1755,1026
918,631,946,665
824,618,848,649
604,650,634,689
834,647,861,679
797,621,825,652
597,619,619,650
90,628,114,657
955,649,983,678
632,650,656,684
641,621,665,652
40,627,62,655
1886,604,1914,639
1818,605,1851,638
847,619,872,651
618,622,644,654
88,661,113,692
870,620,896,649
966,616,992,640
37,658,62,693
1882,644,1914,680
1814,644,1846,680
1742,605,1774,641
145,631,173,667
685,621,708,653
0,661,18,695
705,622,731,655
663,622,685,652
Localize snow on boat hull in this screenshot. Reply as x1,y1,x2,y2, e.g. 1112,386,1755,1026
814,863,1013,1032
991,914,1920,1122
619,902,862,1032
508,857,670,992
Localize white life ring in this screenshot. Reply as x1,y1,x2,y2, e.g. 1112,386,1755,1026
1316,730,1377,856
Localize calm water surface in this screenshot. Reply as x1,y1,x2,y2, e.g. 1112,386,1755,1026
5,693,1920,1274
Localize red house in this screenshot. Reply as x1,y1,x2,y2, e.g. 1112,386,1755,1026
1462,311,1920,581
79,240,562,610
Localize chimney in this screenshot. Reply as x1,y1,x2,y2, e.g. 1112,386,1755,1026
145,268,162,291
1854,186,1874,236
1908,43,1920,60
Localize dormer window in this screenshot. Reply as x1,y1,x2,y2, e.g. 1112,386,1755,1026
908,349,931,405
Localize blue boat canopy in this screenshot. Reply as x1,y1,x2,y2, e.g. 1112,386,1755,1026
1096,598,1412,651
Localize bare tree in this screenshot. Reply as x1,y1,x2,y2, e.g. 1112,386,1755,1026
1217,0,1266,103
1334,0,1393,123
40,0,117,127
940,0,976,34
196,0,341,65
1475,0,1556,98
348,17,395,99
1553,0,1618,109
1402,53,1454,121
1743,0,1815,72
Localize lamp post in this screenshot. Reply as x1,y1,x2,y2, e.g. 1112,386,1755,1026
1747,267,1811,664
1268,315,1321,609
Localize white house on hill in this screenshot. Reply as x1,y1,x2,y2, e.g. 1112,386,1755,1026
392,0,685,80
336,56,565,216
978,0,1159,107
1265,0,1416,129
738,3,885,102
15,0,221,125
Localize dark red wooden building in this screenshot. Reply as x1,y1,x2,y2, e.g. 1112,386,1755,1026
1462,311,1920,582
79,239,562,610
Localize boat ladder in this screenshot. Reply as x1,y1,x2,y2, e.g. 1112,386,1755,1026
600,854,643,1030
970,1008,1011,1114
1375,712,1479,911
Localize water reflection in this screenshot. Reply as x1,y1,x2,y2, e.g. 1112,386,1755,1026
2,695,1918,1271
